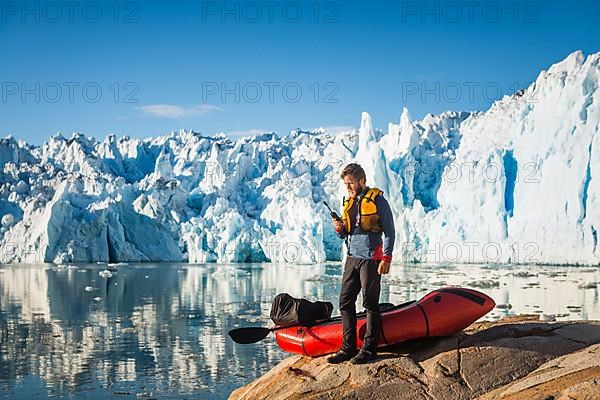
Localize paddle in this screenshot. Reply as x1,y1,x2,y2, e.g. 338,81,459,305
228,325,293,344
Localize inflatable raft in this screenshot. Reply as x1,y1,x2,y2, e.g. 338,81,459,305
275,287,495,356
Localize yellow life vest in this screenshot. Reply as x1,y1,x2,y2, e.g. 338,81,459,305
342,187,383,233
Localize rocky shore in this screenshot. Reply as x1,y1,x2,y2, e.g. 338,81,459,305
229,316,600,399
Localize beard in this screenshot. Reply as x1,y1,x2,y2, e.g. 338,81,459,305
354,184,365,197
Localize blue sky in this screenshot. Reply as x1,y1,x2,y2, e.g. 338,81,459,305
1,0,599,145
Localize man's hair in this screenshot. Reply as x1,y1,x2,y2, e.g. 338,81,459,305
340,163,366,181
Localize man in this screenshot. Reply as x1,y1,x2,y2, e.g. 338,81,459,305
327,163,395,364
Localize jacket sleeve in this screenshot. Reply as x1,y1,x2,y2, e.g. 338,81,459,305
376,195,395,262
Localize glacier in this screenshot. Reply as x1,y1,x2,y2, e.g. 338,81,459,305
0,50,599,265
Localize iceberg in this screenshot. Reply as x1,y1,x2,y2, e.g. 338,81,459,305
0,50,598,265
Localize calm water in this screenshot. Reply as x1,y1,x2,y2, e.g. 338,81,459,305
0,262,599,399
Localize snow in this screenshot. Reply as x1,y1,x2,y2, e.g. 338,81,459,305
0,50,599,265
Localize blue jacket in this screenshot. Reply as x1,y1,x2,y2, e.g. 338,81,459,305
335,187,396,262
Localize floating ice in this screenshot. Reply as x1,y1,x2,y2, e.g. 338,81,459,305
539,314,556,321
468,280,500,289
99,270,113,278
578,283,598,289
108,262,128,267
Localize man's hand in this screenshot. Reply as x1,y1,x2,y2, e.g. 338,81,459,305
333,219,344,233
378,260,391,275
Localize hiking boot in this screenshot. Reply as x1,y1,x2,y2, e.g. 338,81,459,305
350,349,377,364
326,349,358,364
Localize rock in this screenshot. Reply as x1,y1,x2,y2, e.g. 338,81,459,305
480,344,600,399
229,317,600,400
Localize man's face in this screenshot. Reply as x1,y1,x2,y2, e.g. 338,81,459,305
343,175,366,198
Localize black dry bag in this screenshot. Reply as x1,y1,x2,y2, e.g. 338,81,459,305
270,293,333,326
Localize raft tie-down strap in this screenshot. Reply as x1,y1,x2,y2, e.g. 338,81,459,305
379,316,389,345
301,327,309,356
437,288,486,306
416,303,430,337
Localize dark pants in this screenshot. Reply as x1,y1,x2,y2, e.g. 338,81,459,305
339,256,381,354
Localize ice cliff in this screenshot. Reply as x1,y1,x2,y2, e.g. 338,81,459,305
0,50,598,265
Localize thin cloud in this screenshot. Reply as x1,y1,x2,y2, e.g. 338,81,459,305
137,104,223,119
323,125,355,135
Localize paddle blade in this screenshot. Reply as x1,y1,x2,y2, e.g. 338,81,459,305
228,327,272,344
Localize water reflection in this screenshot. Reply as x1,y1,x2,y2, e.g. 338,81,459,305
0,262,598,399
0,263,336,399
